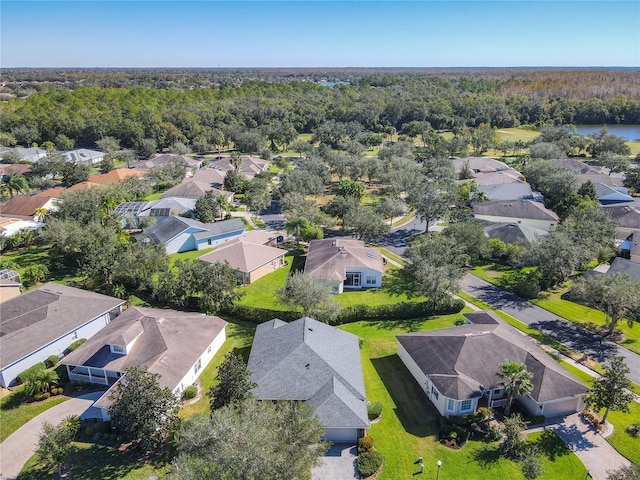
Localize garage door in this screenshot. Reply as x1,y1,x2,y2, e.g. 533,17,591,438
543,398,580,417
323,428,357,443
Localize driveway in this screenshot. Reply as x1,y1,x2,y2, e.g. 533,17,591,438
459,273,640,385
312,443,358,480
550,414,630,480
0,392,103,480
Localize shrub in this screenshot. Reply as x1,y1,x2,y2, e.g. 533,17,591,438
183,385,198,399
357,451,383,478
358,435,375,454
521,447,544,480
33,393,43,401
45,355,60,368
487,425,503,441
367,401,383,421
17,363,46,384
41,392,50,400
85,426,93,436
629,424,640,437
65,338,87,353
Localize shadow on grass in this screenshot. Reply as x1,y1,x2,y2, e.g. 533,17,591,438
289,254,306,273
368,317,435,333
370,354,439,438
0,390,26,411
471,443,502,466
534,429,571,460
232,346,252,363
380,269,420,299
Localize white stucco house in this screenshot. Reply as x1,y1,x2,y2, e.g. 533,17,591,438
61,306,227,420
396,311,588,419
0,283,125,388
304,238,384,294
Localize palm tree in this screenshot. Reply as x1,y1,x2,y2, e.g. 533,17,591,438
230,151,243,171
34,207,48,222
3,171,29,197
214,194,232,220
497,361,534,416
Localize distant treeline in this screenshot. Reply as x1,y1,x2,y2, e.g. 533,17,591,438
1,70,639,151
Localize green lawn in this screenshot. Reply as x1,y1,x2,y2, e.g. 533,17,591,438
0,388,68,443
605,401,640,465
495,127,541,143
236,254,295,309
168,247,215,267
0,244,83,286
143,192,162,201
376,247,408,267
339,317,586,480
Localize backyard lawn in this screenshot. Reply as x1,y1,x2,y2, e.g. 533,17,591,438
339,317,587,480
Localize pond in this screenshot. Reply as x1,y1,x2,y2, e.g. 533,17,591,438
573,124,640,142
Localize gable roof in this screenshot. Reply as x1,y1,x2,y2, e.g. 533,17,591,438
0,283,124,369
137,154,200,170
304,238,384,282
474,200,559,222
603,205,640,229
89,168,147,184
452,157,511,173
594,182,634,205
60,149,103,163
139,197,196,217
472,170,524,186
484,222,547,246
477,182,533,201
248,317,368,429
552,158,602,175
397,312,588,403
61,306,227,391
145,216,245,245
199,239,284,273
0,164,31,176
0,195,57,219
160,180,233,200
191,167,227,186
578,173,625,188
207,156,270,178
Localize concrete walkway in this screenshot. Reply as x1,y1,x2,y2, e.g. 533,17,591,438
0,392,103,480
311,444,358,480
546,414,630,480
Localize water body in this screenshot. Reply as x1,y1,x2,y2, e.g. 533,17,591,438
574,124,640,142
319,81,351,87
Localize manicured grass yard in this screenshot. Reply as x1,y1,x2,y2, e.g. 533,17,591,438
0,387,68,442
495,127,541,143
168,247,215,267
236,255,295,309
340,317,587,480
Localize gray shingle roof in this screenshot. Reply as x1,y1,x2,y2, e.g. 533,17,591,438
607,257,640,281
397,312,588,403
477,183,533,201
0,283,124,369
144,216,245,245
248,317,369,429
594,182,634,204
485,222,548,246
474,200,559,222
61,306,227,391
603,205,640,228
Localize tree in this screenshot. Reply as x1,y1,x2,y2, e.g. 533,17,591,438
469,124,497,156
108,366,180,452
208,352,256,411
2,169,30,197
501,413,528,458
290,139,314,159
35,416,80,477
521,447,543,480
324,195,359,231
406,233,468,307
568,273,640,336
376,197,404,226
0,150,22,164
336,179,366,200
22,368,59,396
173,398,327,480
345,205,390,241
195,191,221,223
607,464,640,480
587,356,634,424
23,264,49,286
523,160,579,214
497,361,534,417
223,169,248,193
442,221,491,263
588,128,631,157
623,168,640,195
277,271,339,322
407,181,451,233
60,161,90,187
598,152,631,175
285,216,316,247
529,142,563,160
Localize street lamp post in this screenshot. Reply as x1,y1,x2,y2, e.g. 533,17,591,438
436,460,442,480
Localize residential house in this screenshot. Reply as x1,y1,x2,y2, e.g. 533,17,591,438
248,317,369,442
0,283,125,388
552,158,603,175
61,307,227,420
0,146,47,163
0,164,32,178
207,156,270,180
88,168,147,184
593,182,634,205
473,200,559,232
484,222,547,247
603,205,640,230
136,153,201,172
115,197,197,226
476,182,535,202
191,167,227,189
616,229,640,263
304,238,384,294
160,180,234,202
452,157,512,175
606,257,640,282
396,311,588,419
578,174,625,188
60,149,104,165
144,216,245,253
0,217,45,237
471,170,525,186
0,269,21,303
0,194,59,221
199,232,285,284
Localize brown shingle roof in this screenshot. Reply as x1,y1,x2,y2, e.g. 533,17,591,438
89,168,147,184
199,240,284,273
304,238,384,282
0,195,56,219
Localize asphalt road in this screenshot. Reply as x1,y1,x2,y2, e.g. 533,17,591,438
459,274,640,385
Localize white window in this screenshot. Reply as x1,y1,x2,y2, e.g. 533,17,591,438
447,399,455,411
461,399,473,412
207,344,212,353
431,385,439,400
71,331,78,341
366,275,376,285
194,358,202,375
111,344,125,354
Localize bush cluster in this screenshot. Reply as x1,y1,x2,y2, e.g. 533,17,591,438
45,355,60,368
17,363,46,384
65,338,87,354
367,401,383,421
357,435,383,478
183,385,198,399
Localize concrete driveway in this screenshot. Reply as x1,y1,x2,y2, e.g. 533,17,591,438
459,273,640,385
0,392,103,480
312,443,358,480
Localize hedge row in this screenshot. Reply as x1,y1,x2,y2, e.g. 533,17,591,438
225,299,464,325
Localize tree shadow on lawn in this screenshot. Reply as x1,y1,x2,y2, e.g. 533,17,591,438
370,354,439,438
533,429,571,461
471,443,502,466
232,346,252,363
368,317,436,333
381,268,421,299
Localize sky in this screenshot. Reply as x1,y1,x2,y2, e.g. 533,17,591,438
1,1,639,68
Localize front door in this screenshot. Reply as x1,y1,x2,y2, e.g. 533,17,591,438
345,273,361,287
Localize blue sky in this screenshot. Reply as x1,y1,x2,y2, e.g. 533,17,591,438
1,1,638,67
